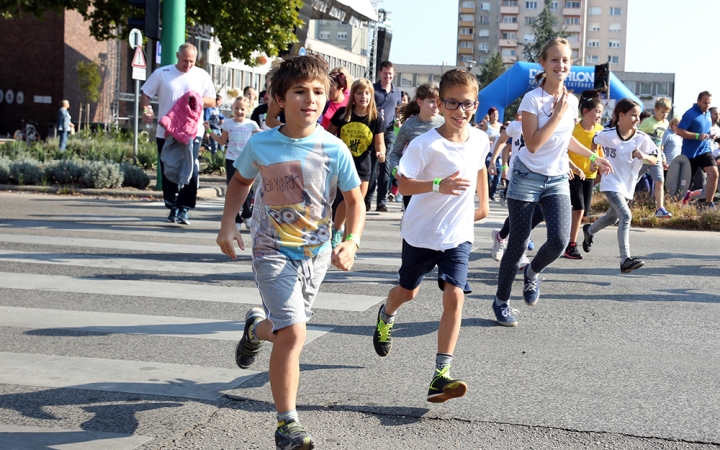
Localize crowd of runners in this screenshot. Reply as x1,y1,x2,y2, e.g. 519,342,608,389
143,38,719,449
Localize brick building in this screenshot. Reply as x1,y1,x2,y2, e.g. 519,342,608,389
0,11,115,137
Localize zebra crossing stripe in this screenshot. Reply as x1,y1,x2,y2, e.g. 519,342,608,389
0,272,382,312
0,425,153,450
0,306,333,344
0,351,256,401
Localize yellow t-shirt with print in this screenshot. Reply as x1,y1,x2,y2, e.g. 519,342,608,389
569,122,604,179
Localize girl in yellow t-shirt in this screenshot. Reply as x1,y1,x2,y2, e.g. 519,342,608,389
564,89,604,259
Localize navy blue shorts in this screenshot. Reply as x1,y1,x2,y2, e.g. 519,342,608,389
398,241,472,294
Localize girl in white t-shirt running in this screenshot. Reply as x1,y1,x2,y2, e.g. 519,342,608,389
492,38,613,327
206,96,260,229
581,98,658,273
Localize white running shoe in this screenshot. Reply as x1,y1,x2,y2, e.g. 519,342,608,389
518,254,530,271
490,229,507,261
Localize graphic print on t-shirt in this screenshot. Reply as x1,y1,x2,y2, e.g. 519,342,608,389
338,121,374,157
258,159,331,255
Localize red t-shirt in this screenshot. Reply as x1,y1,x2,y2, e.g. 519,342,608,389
321,93,349,131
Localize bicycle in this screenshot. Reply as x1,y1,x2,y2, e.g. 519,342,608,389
13,119,39,144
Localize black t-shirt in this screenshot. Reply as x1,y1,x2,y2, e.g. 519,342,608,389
250,103,286,129
330,107,385,157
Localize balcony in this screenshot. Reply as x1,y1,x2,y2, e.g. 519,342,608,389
565,24,581,33
563,7,581,15
459,20,474,27
458,47,474,55
458,33,474,41
499,39,518,47
502,56,517,65
459,6,475,13
499,22,519,31
500,5,519,14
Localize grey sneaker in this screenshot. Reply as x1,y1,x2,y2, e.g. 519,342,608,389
235,308,265,369
582,224,594,253
275,419,315,450
620,257,645,274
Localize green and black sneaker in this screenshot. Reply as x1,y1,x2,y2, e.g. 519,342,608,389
427,366,468,403
235,307,265,369
372,304,394,357
275,419,315,450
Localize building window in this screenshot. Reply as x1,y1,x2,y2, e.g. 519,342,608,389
477,56,487,63
502,1,517,5
572,49,578,59
587,40,600,48
480,2,491,10
565,17,580,25
610,7,621,15
609,40,621,48
550,1,558,9
567,33,579,42
589,22,600,31
479,15,491,23
609,55,620,64
502,16,518,23
478,29,490,37
462,1,475,8
586,55,599,63
339,46,347,50
478,42,490,52
588,7,601,15
609,23,621,32
461,14,474,22
565,1,580,8
319,31,330,40
417,74,429,86
639,82,653,96
502,32,517,40
656,82,670,96
400,73,414,87
523,34,535,42
501,48,516,57
525,17,536,25
460,27,474,35
337,32,348,40
460,41,473,48
526,1,538,8
460,55,473,62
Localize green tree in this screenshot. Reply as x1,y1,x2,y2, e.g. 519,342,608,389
476,51,506,90
0,0,304,64
520,0,569,62
76,60,102,103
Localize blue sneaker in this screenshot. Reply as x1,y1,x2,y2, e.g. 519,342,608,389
522,265,540,306
176,207,190,225
492,301,518,327
527,239,535,251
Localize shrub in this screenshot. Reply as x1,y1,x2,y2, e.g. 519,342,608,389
0,156,11,183
82,161,123,189
45,159,85,185
200,147,226,174
121,162,151,189
10,157,45,185
136,144,157,171
0,140,28,159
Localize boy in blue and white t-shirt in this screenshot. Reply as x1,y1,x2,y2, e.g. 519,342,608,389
216,56,364,449
207,96,259,228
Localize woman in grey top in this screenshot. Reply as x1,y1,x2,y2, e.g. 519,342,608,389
56,100,72,151
389,84,445,209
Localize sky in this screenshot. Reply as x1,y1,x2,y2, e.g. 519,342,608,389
382,0,719,113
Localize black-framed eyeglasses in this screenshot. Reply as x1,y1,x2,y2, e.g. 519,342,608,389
440,99,478,111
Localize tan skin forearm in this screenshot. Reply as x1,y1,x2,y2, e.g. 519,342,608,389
265,98,284,128
474,168,489,221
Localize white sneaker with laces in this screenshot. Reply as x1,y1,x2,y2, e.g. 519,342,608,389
518,253,530,271
490,229,507,261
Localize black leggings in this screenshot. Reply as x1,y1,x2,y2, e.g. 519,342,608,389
499,204,544,240
495,195,571,301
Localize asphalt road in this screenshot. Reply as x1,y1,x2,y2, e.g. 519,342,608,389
0,191,718,450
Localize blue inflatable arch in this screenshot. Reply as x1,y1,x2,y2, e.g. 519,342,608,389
478,61,642,122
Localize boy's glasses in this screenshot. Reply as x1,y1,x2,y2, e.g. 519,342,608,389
440,99,478,111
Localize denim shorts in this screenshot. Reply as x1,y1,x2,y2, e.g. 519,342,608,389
253,249,331,332
398,241,472,294
506,157,570,203
639,159,664,182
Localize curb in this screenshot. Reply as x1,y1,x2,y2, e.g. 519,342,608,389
0,184,226,199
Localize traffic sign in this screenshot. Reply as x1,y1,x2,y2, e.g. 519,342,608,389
129,28,143,50
132,47,147,68
298,47,306,56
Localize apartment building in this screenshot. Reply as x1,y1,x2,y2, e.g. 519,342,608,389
457,0,629,70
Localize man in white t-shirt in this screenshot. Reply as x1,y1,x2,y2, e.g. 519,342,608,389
141,42,216,225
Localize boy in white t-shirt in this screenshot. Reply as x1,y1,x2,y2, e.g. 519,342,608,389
372,69,490,403
206,96,260,229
